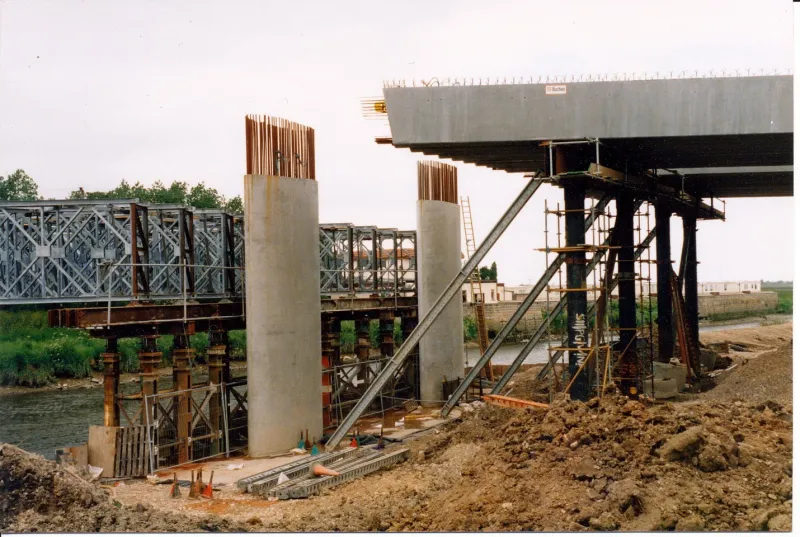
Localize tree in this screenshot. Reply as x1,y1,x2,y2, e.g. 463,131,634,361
225,195,244,214
479,262,498,281
186,183,224,209
67,179,242,213
0,169,39,201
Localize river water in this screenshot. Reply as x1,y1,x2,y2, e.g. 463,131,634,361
0,321,763,459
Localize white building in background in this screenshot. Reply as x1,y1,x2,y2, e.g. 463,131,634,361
497,280,764,303
698,281,761,295
461,280,514,304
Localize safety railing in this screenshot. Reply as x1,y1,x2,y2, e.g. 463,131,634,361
382,68,793,88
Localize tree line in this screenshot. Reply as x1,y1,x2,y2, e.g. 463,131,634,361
0,169,243,213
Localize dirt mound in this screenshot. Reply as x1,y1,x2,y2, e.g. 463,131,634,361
699,342,793,408
261,396,792,532
700,322,793,352
0,444,248,532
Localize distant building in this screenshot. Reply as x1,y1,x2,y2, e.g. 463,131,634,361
698,281,761,295
495,280,764,303
462,280,513,304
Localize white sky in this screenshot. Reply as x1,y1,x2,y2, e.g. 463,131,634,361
0,0,795,285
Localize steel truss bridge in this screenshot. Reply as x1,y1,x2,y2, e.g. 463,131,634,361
0,199,417,305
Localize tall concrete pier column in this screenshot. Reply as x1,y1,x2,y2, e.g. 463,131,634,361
655,204,674,362
564,183,591,401
416,161,463,404
244,115,320,457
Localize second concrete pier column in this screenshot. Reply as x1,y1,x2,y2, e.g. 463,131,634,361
416,161,463,404
244,174,321,456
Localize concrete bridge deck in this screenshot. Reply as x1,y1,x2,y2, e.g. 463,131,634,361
383,75,793,197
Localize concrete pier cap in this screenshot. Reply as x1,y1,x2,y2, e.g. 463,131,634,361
416,161,464,404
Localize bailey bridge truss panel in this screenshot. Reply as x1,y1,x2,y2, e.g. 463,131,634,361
319,224,416,296
0,200,417,305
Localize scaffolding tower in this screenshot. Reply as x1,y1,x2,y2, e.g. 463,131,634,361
537,198,658,401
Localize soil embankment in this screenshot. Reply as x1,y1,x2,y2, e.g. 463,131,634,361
0,443,249,532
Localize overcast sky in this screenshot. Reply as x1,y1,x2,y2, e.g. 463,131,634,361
0,0,794,285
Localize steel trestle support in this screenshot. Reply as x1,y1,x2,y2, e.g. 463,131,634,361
439,194,613,417
524,226,656,389
324,178,544,450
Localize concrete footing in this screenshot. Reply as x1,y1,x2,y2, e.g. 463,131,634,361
245,174,322,457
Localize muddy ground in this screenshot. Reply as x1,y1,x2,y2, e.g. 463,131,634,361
1,323,793,532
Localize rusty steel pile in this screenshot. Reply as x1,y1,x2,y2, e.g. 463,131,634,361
244,115,316,179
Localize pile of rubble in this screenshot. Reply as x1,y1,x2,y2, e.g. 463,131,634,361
0,444,247,533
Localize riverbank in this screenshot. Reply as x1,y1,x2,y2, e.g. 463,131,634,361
0,361,248,398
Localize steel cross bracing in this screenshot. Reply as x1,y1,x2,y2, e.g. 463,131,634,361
439,193,614,417
0,200,417,305
319,224,416,296
324,178,544,450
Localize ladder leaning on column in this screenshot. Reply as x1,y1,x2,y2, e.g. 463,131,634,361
460,196,493,381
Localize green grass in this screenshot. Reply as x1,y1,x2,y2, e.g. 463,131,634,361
0,310,103,386
768,288,793,314
339,319,403,354
0,310,242,387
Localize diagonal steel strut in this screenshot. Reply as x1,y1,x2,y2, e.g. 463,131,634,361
324,178,544,450
439,194,613,417
499,225,656,390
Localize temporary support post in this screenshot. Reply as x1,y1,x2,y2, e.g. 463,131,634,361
139,334,161,401
355,317,370,384
379,311,395,357
207,327,227,454
172,334,193,463
683,215,699,346
564,183,591,400
321,317,335,428
655,204,674,362
324,178,544,449
401,310,420,399
616,195,639,396
440,194,613,417
101,337,120,427
493,226,656,392
331,318,342,366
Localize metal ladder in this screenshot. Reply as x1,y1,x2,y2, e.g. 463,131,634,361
460,196,493,380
